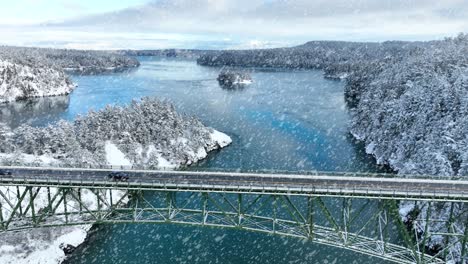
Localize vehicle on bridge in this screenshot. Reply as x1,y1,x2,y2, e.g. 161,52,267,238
0,169,12,176
107,171,129,182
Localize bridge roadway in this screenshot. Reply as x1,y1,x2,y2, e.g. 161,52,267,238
0,166,467,201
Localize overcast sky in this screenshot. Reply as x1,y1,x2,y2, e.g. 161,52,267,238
1,0,467,49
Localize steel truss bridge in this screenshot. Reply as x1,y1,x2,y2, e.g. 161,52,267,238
0,167,468,264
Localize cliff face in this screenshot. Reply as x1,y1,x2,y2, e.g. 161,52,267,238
0,60,75,103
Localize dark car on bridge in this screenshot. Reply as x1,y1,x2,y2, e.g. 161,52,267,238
0,169,12,176
107,171,130,182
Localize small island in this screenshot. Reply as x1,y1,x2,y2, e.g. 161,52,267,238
217,69,252,89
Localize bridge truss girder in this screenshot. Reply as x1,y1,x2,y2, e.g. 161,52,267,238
0,186,467,264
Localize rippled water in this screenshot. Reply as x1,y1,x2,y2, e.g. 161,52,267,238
1,57,391,263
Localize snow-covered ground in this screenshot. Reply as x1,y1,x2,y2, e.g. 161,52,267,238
102,128,233,169
233,79,253,85
105,141,133,167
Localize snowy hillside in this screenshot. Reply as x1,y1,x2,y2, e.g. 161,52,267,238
0,60,75,103
348,36,468,177
0,46,140,103
347,34,468,263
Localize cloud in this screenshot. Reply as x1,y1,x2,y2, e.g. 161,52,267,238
52,0,468,40
2,0,468,49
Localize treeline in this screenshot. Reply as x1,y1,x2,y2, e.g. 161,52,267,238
347,36,468,262
0,46,140,74
197,40,427,72
119,49,219,59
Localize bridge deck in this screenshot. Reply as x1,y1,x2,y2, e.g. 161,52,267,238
0,167,467,201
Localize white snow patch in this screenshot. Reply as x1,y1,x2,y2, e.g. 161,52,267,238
365,142,376,154
145,145,177,169
234,79,253,85
21,227,89,264
105,141,132,166
156,153,177,169
210,130,232,148
196,147,208,160
398,202,416,222
0,153,59,166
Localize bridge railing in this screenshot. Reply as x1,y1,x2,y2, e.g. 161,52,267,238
0,165,467,181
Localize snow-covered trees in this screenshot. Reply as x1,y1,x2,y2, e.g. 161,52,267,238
217,68,252,88
0,60,75,103
345,34,468,263
349,34,468,177
0,97,231,169
197,41,424,70
0,47,140,74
